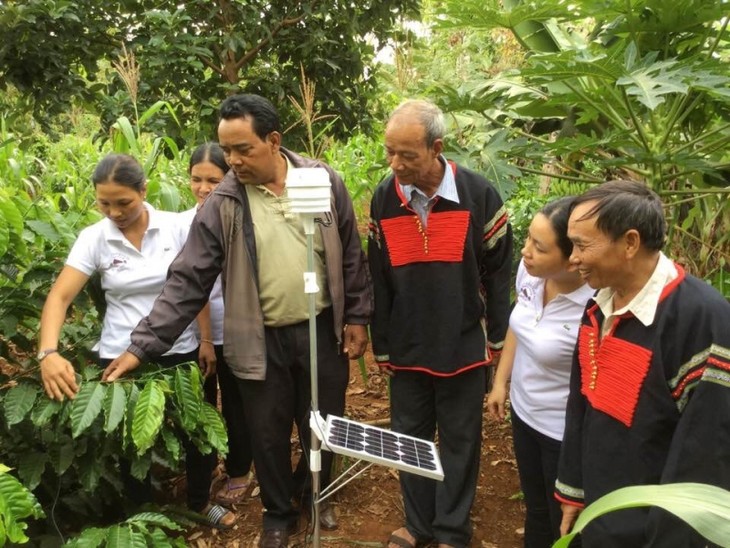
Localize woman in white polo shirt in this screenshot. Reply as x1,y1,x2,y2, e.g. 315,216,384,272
180,143,254,507
487,196,594,548
38,153,234,529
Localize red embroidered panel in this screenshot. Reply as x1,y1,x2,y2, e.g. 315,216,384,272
380,211,470,267
578,324,653,427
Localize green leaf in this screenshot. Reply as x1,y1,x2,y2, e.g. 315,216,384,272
65,526,106,547
25,219,61,241
0,189,24,234
70,382,107,438
160,428,181,464
553,483,730,548
131,380,165,454
17,452,48,490
30,397,64,427
4,383,39,426
55,442,75,475
105,524,132,548
0,467,44,545
127,512,182,531
103,382,126,433
129,451,152,481
199,403,229,456
173,366,201,431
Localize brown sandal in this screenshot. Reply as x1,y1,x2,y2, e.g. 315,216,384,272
212,475,252,507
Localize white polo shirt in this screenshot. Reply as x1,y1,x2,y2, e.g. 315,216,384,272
180,207,225,345
509,260,595,441
66,203,198,359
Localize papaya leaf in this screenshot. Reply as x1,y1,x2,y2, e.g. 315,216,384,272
3,383,39,426
71,382,107,438
173,366,201,432
131,380,165,454
199,403,229,456
103,382,126,434
16,452,48,490
30,397,63,427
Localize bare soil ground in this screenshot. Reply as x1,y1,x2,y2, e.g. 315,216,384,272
186,355,524,548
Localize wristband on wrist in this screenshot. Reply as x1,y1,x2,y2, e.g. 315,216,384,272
200,338,214,345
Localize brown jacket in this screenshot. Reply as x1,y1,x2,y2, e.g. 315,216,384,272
127,148,372,380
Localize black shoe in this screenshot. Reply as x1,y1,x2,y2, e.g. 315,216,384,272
259,528,289,548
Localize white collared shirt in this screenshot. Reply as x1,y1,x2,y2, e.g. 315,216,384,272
509,260,596,440
595,252,678,337
400,155,459,226
67,203,198,358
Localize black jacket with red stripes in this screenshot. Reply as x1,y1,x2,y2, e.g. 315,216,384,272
556,266,730,547
367,162,512,376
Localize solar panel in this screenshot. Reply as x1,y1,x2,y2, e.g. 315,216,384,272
323,415,444,481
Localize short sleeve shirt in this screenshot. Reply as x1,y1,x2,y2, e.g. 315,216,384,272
66,203,198,359
509,260,595,440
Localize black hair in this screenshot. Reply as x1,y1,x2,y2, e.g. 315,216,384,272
218,94,281,140
540,196,577,259
573,180,666,251
189,142,228,175
92,153,145,192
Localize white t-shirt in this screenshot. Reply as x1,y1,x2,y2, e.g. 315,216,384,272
180,207,225,345
509,260,595,441
66,203,198,359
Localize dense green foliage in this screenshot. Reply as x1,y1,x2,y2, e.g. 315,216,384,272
0,363,225,541
0,0,419,142
430,0,729,290
0,1,727,542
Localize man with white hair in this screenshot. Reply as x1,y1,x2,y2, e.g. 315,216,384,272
368,99,513,548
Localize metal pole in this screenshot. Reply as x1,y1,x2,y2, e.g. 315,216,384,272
303,216,321,548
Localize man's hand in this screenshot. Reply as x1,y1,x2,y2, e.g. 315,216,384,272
198,342,217,378
560,503,582,536
40,353,79,401
102,352,142,382
343,324,368,360
486,382,508,421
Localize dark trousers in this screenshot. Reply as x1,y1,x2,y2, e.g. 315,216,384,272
237,308,348,530
109,350,216,512
511,409,562,548
390,366,485,547
213,344,254,478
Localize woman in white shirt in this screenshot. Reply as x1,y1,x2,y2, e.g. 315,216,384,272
180,143,254,507
38,153,234,529
487,196,594,548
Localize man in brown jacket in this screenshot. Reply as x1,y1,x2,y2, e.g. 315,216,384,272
104,94,372,548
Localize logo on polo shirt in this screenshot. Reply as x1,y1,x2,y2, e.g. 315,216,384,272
102,254,129,272
518,283,535,303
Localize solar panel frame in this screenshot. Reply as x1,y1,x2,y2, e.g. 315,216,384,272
324,415,444,481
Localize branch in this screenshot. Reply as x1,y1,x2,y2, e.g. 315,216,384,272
233,0,322,72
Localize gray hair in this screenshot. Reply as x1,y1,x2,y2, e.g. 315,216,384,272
388,99,445,147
